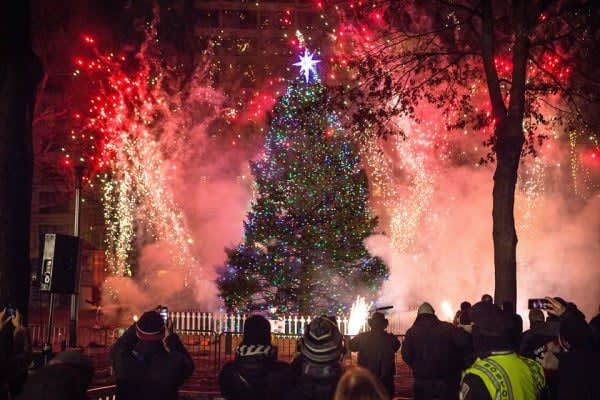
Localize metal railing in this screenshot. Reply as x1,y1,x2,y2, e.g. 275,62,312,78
29,324,115,351
86,385,116,400
83,332,407,399
31,312,410,397
86,386,227,400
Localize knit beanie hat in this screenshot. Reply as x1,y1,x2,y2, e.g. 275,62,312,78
136,311,165,341
242,315,272,346
300,316,343,363
470,301,501,325
417,302,435,315
475,310,515,337
470,301,516,352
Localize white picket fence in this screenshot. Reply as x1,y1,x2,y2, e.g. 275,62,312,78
169,311,364,336
30,310,414,348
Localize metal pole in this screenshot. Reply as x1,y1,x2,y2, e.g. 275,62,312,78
43,293,56,364
69,165,84,347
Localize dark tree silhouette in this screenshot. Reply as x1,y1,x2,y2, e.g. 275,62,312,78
331,0,599,306
0,2,43,320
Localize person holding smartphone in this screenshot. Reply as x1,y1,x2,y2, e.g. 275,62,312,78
110,309,194,400
0,306,32,400
542,297,599,400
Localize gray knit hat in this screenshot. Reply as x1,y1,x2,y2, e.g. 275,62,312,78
300,316,343,363
417,302,435,315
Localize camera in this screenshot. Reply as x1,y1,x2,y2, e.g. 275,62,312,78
528,298,549,310
6,304,16,317
158,306,168,324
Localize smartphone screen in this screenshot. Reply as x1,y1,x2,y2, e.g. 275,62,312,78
159,307,168,323
528,298,548,309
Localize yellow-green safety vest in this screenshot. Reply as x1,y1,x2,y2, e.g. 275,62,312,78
461,352,545,400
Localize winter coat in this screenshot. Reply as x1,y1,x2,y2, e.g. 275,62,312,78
0,325,31,400
20,363,93,400
218,344,290,400
557,349,600,400
349,329,400,396
401,313,471,400
284,355,343,400
506,311,524,349
590,313,600,351
110,325,194,400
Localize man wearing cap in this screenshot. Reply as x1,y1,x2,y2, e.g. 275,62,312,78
402,302,471,400
459,301,545,400
286,316,345,400
349,311,400,397
110,310,194,400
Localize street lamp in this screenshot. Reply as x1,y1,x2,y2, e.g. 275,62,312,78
68,164,84,347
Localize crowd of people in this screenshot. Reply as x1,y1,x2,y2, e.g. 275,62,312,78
1,295,599,400
216,295,600,400
218,313,395,400
0,307,196,400
401,295,600,400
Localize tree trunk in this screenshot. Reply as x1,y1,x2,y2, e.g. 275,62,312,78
492,123,524,307
0,1,43,321
488,0,530,307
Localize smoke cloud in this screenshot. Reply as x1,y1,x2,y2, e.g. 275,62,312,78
365,138,600,330
99,49,598,327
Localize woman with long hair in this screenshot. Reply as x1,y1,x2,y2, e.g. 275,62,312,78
334,367,389,400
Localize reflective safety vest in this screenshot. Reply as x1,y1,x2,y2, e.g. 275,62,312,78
462,352,545,400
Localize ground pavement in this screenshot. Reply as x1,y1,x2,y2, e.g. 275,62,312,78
86,335,415,399
28,308,415,398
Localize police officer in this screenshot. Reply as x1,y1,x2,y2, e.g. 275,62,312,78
460,301,545,400
349,312,400,397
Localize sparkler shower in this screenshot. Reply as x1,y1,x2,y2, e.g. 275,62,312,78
65,13,246,313
348,296,372,335
62,5,599,320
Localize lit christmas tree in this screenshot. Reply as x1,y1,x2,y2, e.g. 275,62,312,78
217,50,388,314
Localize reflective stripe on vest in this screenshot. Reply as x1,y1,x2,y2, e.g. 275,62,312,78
486,358,514,400
521,357,545,392
462,353,544,400
470,363,503,400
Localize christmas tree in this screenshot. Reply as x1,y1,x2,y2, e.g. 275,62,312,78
217,50,388,314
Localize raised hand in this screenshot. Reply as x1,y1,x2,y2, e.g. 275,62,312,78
11,309,22,329
544,297,566,317
0,308,8,330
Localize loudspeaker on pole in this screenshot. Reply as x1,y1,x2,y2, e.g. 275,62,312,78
39,233,80,294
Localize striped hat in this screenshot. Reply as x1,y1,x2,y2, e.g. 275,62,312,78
300,316,343,363
136,311,165,341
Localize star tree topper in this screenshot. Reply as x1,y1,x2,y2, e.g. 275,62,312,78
293,48,320,83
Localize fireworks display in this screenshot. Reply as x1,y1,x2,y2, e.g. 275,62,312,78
64,11,224,300
51,2,598,315
348,296,371,335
